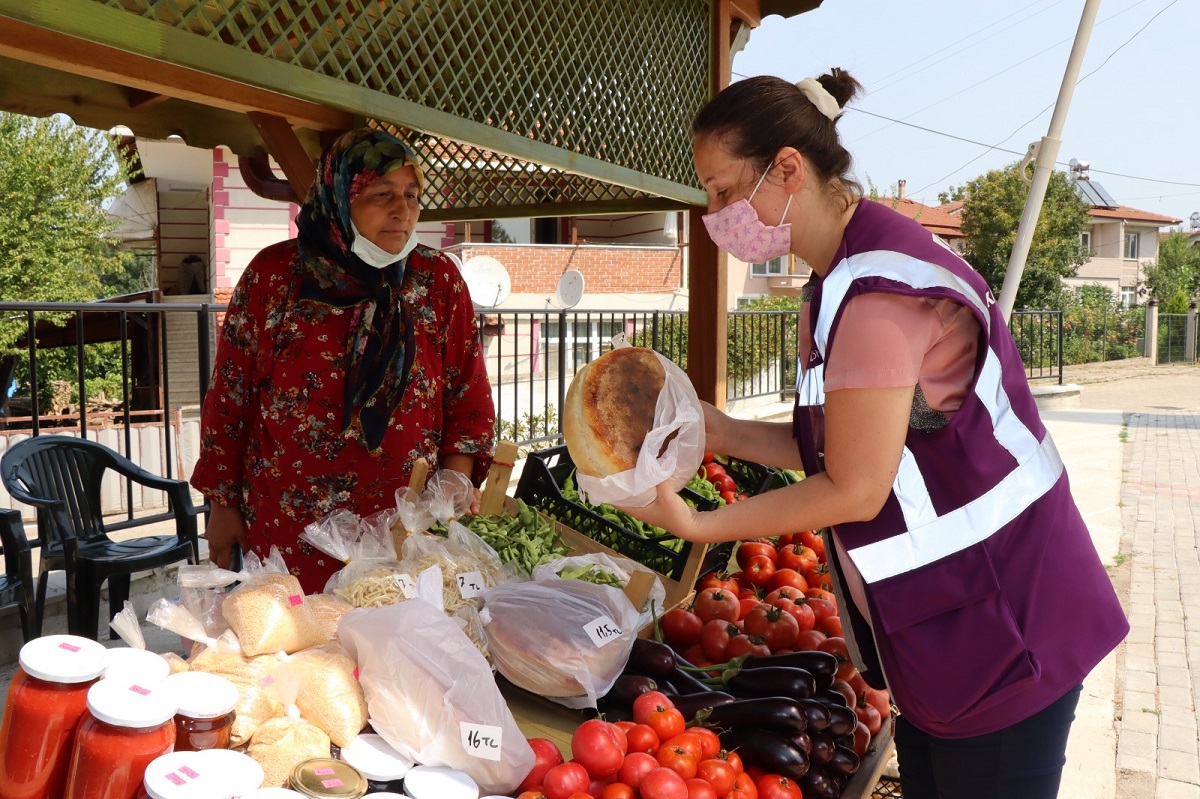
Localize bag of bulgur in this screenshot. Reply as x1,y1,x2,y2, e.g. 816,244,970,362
292,643,368,747
247,658,332,787
306,593,354,639
187,645,285,747
222,547,325,656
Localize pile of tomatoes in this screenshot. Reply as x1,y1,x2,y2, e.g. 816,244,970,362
699,455,745,505
516,692,804,799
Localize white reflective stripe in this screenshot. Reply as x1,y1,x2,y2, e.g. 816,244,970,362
975,348,1040,463
892,446,937,529
848,433,1065,583
796,364,825,406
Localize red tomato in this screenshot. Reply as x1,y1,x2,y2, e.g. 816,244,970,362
803,587,836,604
720,490,737,505
865,687,892,722
617,752,659,790
737,587,761,602
681,644,709,668
571,719,626,779
770,598,815,633
602,784,634,799
696,759,736,795
805,597,837,625
855,696,883,736
663,733,704,761
645,705,686,742
694,588,740,624
697,572,739,595
700,619,739,662
688,727,722,760
543,762,591,799
816,614,843,638
851,721,872,758
519,737,567,792
686,778,720,799
624,723,659,755
742,555,776,587
775,544,818,574
798,529,825,560
816,636,858,682
718,749,744,774
830,678,857,707
755,775,801,799
723,633,772,659
735,541,778,571
518,792,549,799
792,628,827,651
704,463,728,482
656,745,699,780
774,533,799,548
766,568,807,594
713,474,737,494
632,691,674,725
803,564,833,592
727,771,758,799
743,603,799,651
567,794,595,799
737,597,759,621
640,767,690,799
743,765,765,783
661,608,705,648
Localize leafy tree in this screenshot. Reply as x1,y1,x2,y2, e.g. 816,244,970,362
1142,231,1200,313
955,163,1091,309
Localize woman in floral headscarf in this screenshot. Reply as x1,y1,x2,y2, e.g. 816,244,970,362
191,128,495,592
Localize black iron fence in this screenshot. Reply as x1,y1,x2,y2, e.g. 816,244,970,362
1009,309,1064,385
1157,313,1198,365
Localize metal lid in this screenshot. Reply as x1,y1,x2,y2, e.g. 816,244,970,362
163,671,239,718
339,734,413,782
86,678,177,729
104,647,171,687
290,757,368,798
18,634,109,684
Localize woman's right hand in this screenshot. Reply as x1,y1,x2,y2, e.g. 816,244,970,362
701,400,732,455
204,503,248,569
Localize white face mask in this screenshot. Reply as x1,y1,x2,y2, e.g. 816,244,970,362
350,221,418,268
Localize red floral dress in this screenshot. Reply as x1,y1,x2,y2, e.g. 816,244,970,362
191,241,495,592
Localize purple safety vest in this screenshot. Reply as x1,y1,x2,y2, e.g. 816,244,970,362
793,200,1128,738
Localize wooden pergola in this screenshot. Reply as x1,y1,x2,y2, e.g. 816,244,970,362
0,0,821,407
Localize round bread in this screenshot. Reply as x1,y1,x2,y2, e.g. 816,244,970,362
563,347,666,477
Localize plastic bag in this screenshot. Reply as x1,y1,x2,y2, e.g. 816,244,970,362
221,547,327,656
400,522,509,614
184,638,285,747
338,589,535,795
290,643,369,748
394,485,434,536
575,336,705,507
481,577,641,709
248,660,332,786
300,509,411,604
533,552,666,632
177,564,240,638
307,593,354,639
423,469,474,524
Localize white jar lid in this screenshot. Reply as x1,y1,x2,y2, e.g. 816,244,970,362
143,751,233,799
19,634,109,684
402,766,478,799
87,678,177,728
162,671,239,718
339,734,413,781
240,790,305,798
365,794,407,798
104,647,171,686
195,749,265,794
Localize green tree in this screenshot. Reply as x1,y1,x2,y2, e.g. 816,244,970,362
1142,231,1200,313
956,163,1091,309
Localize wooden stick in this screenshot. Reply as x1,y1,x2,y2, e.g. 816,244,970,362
391,458,432,554
479,440,519,517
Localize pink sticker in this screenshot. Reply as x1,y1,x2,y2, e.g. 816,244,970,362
321,779,345,788
313,767,335,775
129,685,151,696
179,766,200,779
259,675,274,687
288,594,303,606
352,668,360,680
58,642,81,653
166,773,186,786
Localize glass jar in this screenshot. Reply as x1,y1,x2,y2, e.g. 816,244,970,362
161,671,238,751
136,750,233,799
338,735,411,794
0,634,109,799
64,678,177,799
289,757,367,799
195,749,266,796
104,647,171,687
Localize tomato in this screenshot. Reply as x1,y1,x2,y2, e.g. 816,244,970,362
696,759,736,795
723,633,771,659
567,794,595,799
624,723,660,755
661,608,705,648
830,678,857,707
645,705,686,742
663,733,704,761
766,568,807,594
703,451,717,463
743,765,765,783
713,474,736,494
854,695,883,736
720,490,737,505
803,587,836,604
735,541,778,571
737,597,759,621
656,744,699,780
543,762,591,799
816,614,843,638
704,463,728,482
771,598,815,633
688,727,722,760
865,687,892,722
617,752,659,790
803,564,833,592
726,771,758,799
700,619,739,662
640,767,690,799
589,779,613,798
632,691,674,725
737,587,761,602
602,784,634,799
518,792,549,799
717,749,744,774
697,572,739,595
686,778,720,799
805,597,837,625
851,721,872,758
743,603,799,651
742,555,776,587
816,636,858,682
797,529,825,560
681,644,710,668
792,628,826,650
775,544,819,574
755,775,801,799
520,737,567,792
571,719,626,779
694,588,741,624
762,587,803,605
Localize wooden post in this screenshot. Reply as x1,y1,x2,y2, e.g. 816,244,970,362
390,458,431,554
479,440,519,517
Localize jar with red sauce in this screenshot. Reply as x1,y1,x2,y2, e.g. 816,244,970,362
0,634,109,799
162,671,238,751
63,677,178,799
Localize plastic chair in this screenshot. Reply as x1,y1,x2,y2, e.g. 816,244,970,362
1,436,199,640
0,507,38,641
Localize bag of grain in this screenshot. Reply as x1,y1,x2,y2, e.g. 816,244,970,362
247,660,332,787
291,643,368,748
222,547,326,656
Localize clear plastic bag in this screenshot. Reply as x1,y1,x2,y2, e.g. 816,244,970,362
248,660,332,786
400,522,508,614
338,588,535,795
481,577,641,710
300,509,410,605
291,643,369,748
394,485,434,536
424,469,474,524
221,547,327,656
575,336,705,508
177,564,239,638
532,552,666,633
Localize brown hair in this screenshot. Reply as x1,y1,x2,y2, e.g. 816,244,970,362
692,70,864,206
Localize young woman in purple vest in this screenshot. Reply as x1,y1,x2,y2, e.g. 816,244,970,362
618,71,1128,799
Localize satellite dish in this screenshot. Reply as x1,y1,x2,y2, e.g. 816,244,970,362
461,255,511,308
443,250,463,270
551,270,585,309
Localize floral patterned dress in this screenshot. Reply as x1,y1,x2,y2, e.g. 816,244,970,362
190,240,495,592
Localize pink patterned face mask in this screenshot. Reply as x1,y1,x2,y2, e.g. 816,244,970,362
701,165,793,263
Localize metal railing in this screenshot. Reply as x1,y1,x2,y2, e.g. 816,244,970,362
1157,313,1198,364
1008,310,1064,384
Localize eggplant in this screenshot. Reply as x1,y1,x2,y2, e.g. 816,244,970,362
738,650,837,688
626,638,677,679
595,695,633,722
799,768,840,799
604,674,658,708
701,696,808,733
665,690,736,721
814,688,848,707
725,666,815,700
827,745,861,777
669,660,717,695
717,727,810,781
825,704,857,737
796,698,833,732
807,730,834,766
789,730,812,755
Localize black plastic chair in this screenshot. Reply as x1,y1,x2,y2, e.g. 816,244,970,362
1,436,199,640
0,507,38,641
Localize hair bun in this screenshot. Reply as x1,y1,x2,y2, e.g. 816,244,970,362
817,68,863,110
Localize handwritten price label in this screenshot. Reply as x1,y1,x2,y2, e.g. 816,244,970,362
456,571,485,599
393,573,416,599
460,722,503,761
584,615,624,648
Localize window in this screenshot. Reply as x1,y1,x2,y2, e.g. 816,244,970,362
1120,287,1136,309
751,256,786,277
1080,231,1091,255
1124,232,1139,259
736,295,766,308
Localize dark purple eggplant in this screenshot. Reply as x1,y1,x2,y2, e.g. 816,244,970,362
595,695,633,722
815,687,848,707
701,696,808,733
665,691,736,721
724,666,815,699
799,768,839,799
807,730,834,766
789,730,812,754
738,650,837,687
604,674,658,707
669,660,717,695
796,698,832,732
627,638,677,679
827,745,861,777
717,727,810,781
825,703,856,737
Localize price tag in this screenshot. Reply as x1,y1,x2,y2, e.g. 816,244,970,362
460,722,503,761
583,615,624,648
456,571,485,599
393,573,416,599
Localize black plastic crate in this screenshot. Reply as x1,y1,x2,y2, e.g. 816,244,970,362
515,445,715,581
710,455,779,497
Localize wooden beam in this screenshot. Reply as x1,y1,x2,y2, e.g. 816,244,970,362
246,112,317,202
238,153,299,205
729,0,762,26
125,88,169,111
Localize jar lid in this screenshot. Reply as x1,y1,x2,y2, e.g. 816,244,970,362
240,791,305,798
143,751,233,799
339,734,413,782
401,766,478,799
195,749,266,793
290,757,368,798
19,634,109,684
87,678,177,728
163,671,239,718
104,647,171,686
364,794,407,798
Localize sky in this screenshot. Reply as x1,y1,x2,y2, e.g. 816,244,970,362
734,0,1200,229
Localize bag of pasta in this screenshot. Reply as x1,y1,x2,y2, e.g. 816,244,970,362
221,547,326,656
423,469,474,525
399,522,509,614
291,642,369,747
300,510,414,607
247,659,331,787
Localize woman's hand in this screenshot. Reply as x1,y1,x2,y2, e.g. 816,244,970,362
468,486,483,516
204,503,248,569
701,400,731,456
614,482,704,542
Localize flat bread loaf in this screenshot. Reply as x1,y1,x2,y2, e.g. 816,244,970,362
564,347,665,478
